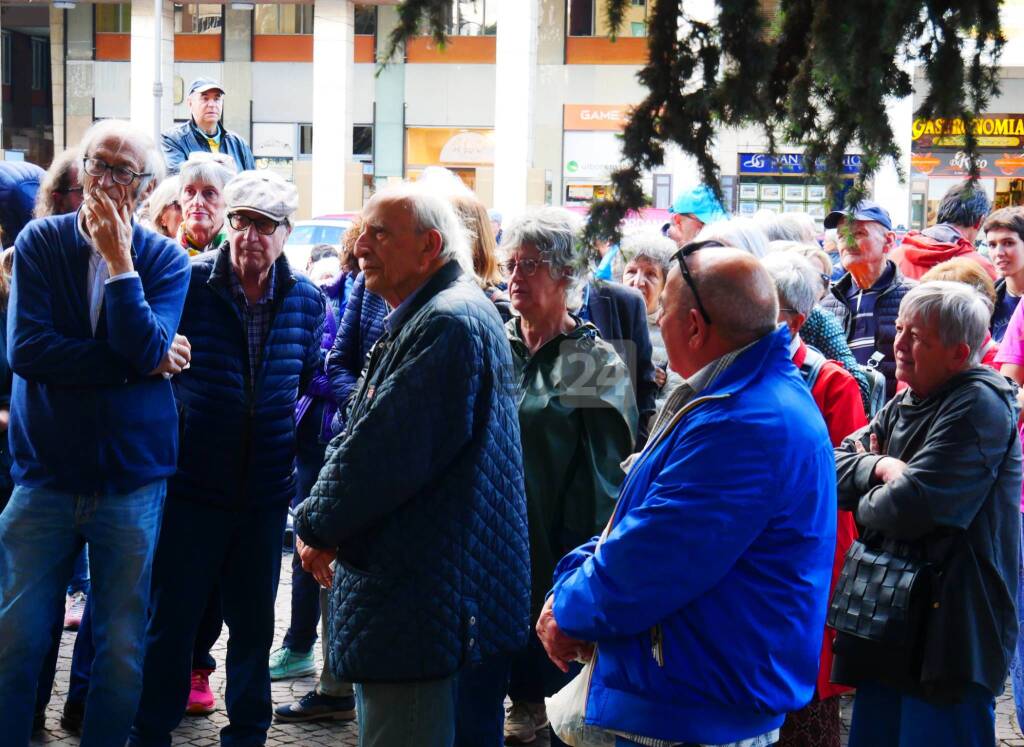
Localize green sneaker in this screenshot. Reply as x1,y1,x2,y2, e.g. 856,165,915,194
268,646,317,681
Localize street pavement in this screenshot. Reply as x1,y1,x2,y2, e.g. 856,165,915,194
29,553,1024,746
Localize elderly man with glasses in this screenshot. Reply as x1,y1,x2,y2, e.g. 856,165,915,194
0,119,191,746
129,170,325,747
538,243,837,747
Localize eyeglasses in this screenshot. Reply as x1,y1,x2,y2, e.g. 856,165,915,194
671,239,724,325
502,257,550,278
82,157,150,186
55,186,84,195
228,212,286,236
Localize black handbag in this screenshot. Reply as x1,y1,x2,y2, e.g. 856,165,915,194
827,538,936,647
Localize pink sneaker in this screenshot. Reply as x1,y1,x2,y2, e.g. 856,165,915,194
185,669,215,715
64,592,86,630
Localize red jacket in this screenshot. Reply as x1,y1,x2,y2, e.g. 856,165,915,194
891,228,997,281
794,340,867,699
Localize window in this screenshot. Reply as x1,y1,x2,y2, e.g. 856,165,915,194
2,32,11,86
444,0,497,36
354,5,377,35
567,0,594,36
300,124,313,156
175,4,223,34
299,124,374,160
96,3,131,33
254,4,314,34
31,38,46,91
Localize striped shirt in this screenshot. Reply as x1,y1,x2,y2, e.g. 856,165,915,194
844,262,895,365
229,264,276,383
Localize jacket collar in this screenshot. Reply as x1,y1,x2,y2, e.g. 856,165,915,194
383,260,464,338
189,118,222,143
696,324,795,400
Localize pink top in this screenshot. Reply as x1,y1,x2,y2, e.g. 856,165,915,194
994,301,1024,512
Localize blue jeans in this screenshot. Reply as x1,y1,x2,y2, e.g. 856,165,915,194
68,545,90,595
0,481,166,747
130,498,287,747
849,681,995,747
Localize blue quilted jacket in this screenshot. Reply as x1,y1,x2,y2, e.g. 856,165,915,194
170,247,324,509
295,261,531,682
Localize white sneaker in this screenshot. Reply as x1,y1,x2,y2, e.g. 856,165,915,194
504,700,548,744
64,591,86,630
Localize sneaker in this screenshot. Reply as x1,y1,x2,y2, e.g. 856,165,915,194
64,591,86,630
504,701,548,744
185,668,215,716
273,690,356,723
60,699,84,734
268,646,317,681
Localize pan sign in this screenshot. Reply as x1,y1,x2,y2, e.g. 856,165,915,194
911,114,1024,151
738,152,862,175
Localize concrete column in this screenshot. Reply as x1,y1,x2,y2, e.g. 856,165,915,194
494,0,539,213
222,6,253,142
311,0,354,216
64,3,94,149
374,5,405,182
129,0,174,142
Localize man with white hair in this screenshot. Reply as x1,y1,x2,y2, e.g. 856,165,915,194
292,183,530,745
0,119,191,745
130,170,325,747
832,281,1021,747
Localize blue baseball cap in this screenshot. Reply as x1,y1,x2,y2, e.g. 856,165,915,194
824,200,892,231
188,77,224,96
668,185,728,225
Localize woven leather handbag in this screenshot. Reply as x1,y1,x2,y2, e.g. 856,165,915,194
827,538,936,646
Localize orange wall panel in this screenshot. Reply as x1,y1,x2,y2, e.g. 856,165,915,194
565,36,647,65
253,35,314,62
174,34,223,62
95,33,130,61
354,34,374,63
405,35,496,64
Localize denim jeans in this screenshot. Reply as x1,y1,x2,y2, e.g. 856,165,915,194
849,681,995,747
130,498,287,747
68,545,90,596
0,480,166,747
35,592,95,714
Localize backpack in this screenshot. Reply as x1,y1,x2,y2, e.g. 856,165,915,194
798,345,828,391
860,351,887,418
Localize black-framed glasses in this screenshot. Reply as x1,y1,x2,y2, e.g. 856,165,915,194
228,212,286,236
82,157,150,186
671,239,724,325
502,257,550,278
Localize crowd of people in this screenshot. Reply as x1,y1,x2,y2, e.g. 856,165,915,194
0,74,1021,747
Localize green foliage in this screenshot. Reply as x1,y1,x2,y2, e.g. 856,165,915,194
386,0,1004,245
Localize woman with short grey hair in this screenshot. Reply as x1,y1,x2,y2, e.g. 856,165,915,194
139,175,182,239
901,280,991,367
177,151,236,255
501,206,637,745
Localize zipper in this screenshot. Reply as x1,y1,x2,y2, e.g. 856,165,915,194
650,624,664,668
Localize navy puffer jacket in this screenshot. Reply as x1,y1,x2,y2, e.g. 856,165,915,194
171,247,324,509
295,261,530,682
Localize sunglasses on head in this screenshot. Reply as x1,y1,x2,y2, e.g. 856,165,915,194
670,239,725,325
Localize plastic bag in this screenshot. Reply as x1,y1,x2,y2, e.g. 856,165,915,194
545,658,615,747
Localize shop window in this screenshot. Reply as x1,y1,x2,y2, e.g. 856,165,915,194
567,0,648,37
31,37,46,91
175,4,223,34
355,5,377,35
96,3,131,33
653,174,671,209
2,32,12,86
567,0,594,36
444,0,497,36
254,5,314,35
300,124,313,156
298,124,373,160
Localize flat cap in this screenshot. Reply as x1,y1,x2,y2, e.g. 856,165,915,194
224,169,299,222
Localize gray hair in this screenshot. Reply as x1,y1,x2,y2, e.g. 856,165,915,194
899,280,992,366
140,175,181,229
371,181,473,275
78,119,165,198
696,217,769,258
755,211,819,243
621,231,675,277
179,151,237,192
500,206,588,308
761,252,820,319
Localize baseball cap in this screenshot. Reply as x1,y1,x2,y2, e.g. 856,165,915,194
224,170,299,223
668,185,728,225
823,200,892,231
188,77,225,97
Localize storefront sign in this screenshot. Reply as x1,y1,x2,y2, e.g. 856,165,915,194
911,114,1024,151
405,127,495,168
910,150,1024,177
564,131,622,179
738,152,862,175
563,104,631,132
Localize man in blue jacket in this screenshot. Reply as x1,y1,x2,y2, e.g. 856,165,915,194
161,77,255,176
0,119,191,747
540,245,837,747
293,183,530,746
130,170,324,747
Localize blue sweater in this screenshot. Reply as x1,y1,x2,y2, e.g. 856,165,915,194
551,326,836,745
8,212,190,494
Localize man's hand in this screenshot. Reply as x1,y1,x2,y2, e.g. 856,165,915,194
297,537,336,589
536,595,592,673
82,188,134,276
654,366,667,388
855,433,908,483
149,334,192,377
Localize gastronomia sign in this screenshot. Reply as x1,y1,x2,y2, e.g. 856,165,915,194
912,114,1024,150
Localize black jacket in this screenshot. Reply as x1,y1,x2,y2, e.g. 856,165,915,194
583,280,656,445
161,119,256,175
833,366,1022,700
